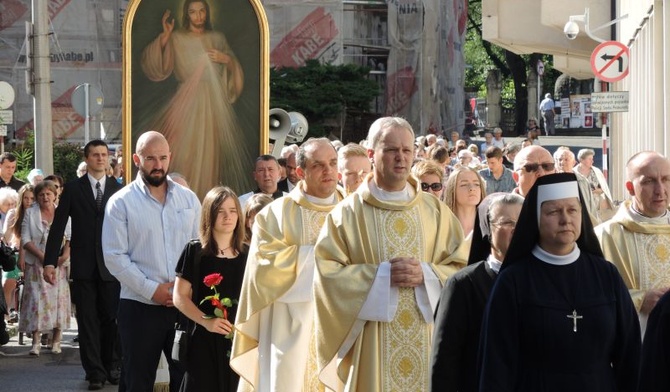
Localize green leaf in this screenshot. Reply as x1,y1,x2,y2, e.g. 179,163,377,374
214,308,224,318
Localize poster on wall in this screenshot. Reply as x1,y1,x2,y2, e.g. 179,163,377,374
559,98,570,128
569,94,593,129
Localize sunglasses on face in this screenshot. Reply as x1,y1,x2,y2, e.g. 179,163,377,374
518,162,555,173
421,182,443,192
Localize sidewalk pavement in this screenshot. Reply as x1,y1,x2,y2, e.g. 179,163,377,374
0,320,117,391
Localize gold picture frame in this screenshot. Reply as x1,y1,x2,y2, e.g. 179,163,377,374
122,0,269,198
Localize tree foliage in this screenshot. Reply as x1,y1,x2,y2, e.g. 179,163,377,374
270,60,381,138
12,130,83,183
465,0,561,133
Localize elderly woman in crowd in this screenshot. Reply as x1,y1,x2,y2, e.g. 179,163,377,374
478,173,640,391
412,160,445,201
20,180,71,356
444,167,486,238
431,193,524,392
574,148,614,220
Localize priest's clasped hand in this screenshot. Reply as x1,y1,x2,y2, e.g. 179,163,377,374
390,257,424,287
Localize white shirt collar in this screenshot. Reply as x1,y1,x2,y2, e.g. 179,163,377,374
87,172,106,190
369,180,414,202
304,191,337,206
486,253,503,274
532,244,581,265
628,202,670,224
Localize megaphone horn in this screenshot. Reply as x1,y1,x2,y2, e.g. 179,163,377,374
268,108,291,158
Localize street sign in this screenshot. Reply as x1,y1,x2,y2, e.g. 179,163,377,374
537,60,545,76
590,91,629,112
590,41,630,83
0,125,7,137
72,83,104,117
0,109,13,124
0,82,15,109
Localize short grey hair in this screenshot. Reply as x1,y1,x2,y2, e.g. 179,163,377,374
577,148,595,161
366,117,415,150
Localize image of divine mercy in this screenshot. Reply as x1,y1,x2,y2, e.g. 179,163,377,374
141,0,253,198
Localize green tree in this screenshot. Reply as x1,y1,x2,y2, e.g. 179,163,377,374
270,60,381,138
466,0,560,133
11,130,83,183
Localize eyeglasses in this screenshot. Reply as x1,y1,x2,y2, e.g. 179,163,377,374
518,162,555,173
421,182,443,192
491,220,517,229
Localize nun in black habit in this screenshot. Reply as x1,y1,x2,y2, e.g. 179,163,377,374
477,173,640,392
430,193,524,392
638,290,670,391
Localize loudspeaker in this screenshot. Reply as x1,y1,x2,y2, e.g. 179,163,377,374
268,108,309,157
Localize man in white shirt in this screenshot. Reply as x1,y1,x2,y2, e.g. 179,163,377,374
539,93,556,136
102,131,201,391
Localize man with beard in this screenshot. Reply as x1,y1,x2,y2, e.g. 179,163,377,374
102,131,201,391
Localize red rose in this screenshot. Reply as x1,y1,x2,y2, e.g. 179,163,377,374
203,273,223,288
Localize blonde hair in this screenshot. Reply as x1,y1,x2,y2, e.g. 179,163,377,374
337,143,368,173
411,160,444,183
444,167,487,214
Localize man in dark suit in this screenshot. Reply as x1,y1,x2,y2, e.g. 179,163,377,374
277,151,299,193
43,140,123,391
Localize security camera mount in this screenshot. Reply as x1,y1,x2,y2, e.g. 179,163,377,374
564,8,629,43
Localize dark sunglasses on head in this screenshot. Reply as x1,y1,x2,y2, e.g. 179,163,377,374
519,162,555,173
421,182,443,192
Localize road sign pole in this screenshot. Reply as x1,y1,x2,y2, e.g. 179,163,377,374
84,83,90,144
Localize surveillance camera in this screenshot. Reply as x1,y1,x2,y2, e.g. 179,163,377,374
563,21,579,40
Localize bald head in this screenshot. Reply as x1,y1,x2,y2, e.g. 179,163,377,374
513,146,555,197
133,131,171,187
626,151,668,181
625,151,670,217
136,131,169,156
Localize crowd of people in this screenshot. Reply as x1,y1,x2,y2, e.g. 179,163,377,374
1,118,670,392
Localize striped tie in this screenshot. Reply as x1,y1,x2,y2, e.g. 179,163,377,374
96,182,103,211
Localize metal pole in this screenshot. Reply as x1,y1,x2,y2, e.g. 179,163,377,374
537,73,541,122
84,83,90,144
32,0,54,174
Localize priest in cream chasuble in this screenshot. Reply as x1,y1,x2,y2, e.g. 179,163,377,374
231,139,345,391
595,151,670,333
313,117,468,391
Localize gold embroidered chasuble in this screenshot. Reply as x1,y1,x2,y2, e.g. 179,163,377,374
314,176,468,391
596,200,670,313
230,182,344,391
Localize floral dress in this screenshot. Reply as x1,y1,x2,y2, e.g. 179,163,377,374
175,242,247,392
18,205,71,334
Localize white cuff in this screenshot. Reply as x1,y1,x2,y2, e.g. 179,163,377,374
358,262,398,322
415,263,441,322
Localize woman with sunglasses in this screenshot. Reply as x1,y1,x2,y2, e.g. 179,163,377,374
445,167,487,237
412,160,445,201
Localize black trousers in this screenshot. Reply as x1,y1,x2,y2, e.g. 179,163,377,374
118,299,184,392
72,279,121,382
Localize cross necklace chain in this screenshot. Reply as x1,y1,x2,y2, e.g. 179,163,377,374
544,261,583,333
